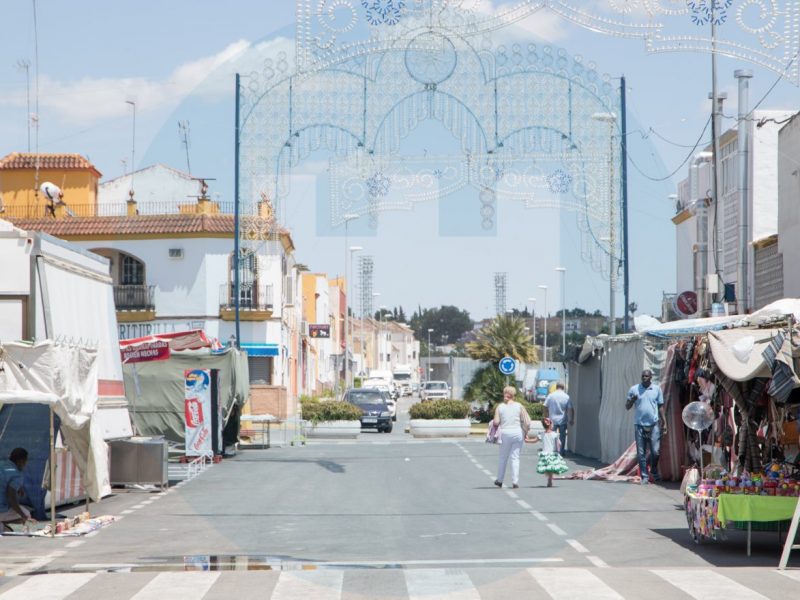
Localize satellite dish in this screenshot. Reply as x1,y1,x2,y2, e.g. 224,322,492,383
682,401,714,431
40,182,64,203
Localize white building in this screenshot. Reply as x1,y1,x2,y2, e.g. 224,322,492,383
672,109,791,315
778,112,800,299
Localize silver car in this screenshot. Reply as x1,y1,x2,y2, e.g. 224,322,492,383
420,380,450,401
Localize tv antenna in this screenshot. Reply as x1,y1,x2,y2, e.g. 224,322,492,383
188,177,215,200
178,121,191,174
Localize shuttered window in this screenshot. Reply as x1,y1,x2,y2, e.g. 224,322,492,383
248,356,273,385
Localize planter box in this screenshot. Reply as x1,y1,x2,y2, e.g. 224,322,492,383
409,418,471,438
303,420,361,439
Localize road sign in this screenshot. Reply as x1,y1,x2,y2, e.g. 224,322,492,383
498,356,517,375
675,291,698,317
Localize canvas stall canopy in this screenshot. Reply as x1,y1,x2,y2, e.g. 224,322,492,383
122,346,248,445
0,341,110,500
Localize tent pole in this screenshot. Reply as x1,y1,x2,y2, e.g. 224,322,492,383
50,407,56,537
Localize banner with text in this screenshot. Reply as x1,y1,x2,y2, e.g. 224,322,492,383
184,369,212,457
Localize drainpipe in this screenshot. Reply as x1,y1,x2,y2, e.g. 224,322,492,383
692,152,713,314
734,69,753,314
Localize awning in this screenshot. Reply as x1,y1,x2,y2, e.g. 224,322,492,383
241,343,280,357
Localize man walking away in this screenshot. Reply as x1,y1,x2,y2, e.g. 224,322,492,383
626,370,666,484
544,382,573,456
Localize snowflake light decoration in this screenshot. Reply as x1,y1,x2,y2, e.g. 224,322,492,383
547,169,572,194
687,0,734,26
366,171,391,197
361,0,405,26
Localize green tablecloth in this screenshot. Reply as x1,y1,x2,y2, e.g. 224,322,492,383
716,494,798,523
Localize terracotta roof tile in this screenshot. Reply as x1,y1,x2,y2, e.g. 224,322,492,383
0,152,101,176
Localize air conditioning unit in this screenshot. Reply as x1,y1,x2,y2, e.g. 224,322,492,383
168,248,184,259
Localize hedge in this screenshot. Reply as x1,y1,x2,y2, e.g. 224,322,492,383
409,399,471,419
300,398,363,423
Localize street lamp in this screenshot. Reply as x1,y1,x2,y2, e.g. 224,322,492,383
342,214,359,392
371,292,381,372
538,285,548,364
348,245,363,386
427,328,434,382
379,305,388,369
527,296,537,358
555,267,566,357
592,112,618,336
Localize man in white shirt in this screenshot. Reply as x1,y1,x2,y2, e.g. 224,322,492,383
544,383,573,456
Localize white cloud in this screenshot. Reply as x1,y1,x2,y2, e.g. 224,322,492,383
470,0,570,43
0,37,295,124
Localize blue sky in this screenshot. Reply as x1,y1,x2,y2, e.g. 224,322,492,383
1,1,798,322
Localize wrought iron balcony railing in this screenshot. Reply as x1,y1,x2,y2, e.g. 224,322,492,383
114,285,155,311
219,283,273,311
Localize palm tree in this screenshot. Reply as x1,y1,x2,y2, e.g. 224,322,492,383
465,314,538,364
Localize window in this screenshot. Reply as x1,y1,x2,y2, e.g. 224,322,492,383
230,250,258,307
121,255,144,285
248,356,272,385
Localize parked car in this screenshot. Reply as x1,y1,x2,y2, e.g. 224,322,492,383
343,388,393,432
360,381,396,421
420,380,450,401
410,382,420,394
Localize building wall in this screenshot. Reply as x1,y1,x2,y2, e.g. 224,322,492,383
98,165,199,212
753,238,783,310
2,169,98,214
779,114,800,298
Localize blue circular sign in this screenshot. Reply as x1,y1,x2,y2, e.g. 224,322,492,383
498,356,516,375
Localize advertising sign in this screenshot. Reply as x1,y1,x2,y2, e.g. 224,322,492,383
184,369,212,457
675,290,699,318
120,340,170,364
309,324,331,338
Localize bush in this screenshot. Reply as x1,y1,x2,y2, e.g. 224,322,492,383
520,400,544,421
409,399,471,419
471,404,493,423
300,398,363,423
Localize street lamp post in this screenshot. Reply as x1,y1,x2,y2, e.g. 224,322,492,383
348,245,363,387
592,112,618,336
427,328,434,382
342,214,358,392
555,267,566,358
538,285,548,364
371,292,381,373
378,305,388,370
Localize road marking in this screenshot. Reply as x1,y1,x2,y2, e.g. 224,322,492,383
404,568,479,600
652,569,768,599
130,572,220,600
506,491,519,499
132,504,146,509
528,567,623,599
516,499,532,510
777,570,800,582
0,573,96,600
65,540,84,548
420,532,467,538
530,511,548,521
481,469,492,476
547,523,567,536
121,510,133,515
2,551,65,577
85,530,99,538
321,558,562,567
271,570,343,600
566,539,589,553
587,555,609,568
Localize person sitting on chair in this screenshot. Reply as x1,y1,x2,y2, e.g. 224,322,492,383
0,448,36,531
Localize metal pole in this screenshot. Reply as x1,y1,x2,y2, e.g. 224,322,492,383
709,5,725,312
556,268,566,356
343,220,349,392
620,76,630,332
735,69,753,314
233,73,241,348
609,119,617,336
49,407,55,537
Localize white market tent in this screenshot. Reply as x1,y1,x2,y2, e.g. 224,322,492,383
0,341,110,534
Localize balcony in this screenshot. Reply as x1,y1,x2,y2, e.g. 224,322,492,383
114,285,156,322
219,283,274,321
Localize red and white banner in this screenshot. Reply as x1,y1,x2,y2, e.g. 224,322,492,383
120,339,170,364
184,369,212,457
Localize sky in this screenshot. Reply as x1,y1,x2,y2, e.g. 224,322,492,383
1,1,798,323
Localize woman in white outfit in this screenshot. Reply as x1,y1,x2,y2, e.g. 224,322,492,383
493,385,529,488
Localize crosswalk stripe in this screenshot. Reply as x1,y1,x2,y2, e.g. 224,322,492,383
271,570,343,600
0,573,96,600
130,572,220,600
776,569,800,582
528,567,623,599
404,569,480,600
652,569,768,599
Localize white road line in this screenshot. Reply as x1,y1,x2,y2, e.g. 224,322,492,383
65,540,84,548
516,499,532,510
130,572,220,600
547,523,567,536
506,491,519,499
121,509,133,515
3,551,65,577
85,530,99,538
405,569,480,600
132,504,146,509
0,573,96,600
587,555,609,568
271,570,343,600
321,558,562,567
566,539,589,553
528,567,623,600
530,511,548,521
481,469,492,475
652,569,768,599
141,499,154,504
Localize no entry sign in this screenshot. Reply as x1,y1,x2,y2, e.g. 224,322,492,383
675,291,698,317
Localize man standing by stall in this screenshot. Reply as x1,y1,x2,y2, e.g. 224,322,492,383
626,370,666,484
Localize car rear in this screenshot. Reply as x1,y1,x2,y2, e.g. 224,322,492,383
345,389,393,432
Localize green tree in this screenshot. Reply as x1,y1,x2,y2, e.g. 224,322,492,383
465,314,538,364
409,305,473,345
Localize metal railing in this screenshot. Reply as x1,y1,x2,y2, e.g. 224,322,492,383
114,285,155,310
1,200,236,218
219,283,274,311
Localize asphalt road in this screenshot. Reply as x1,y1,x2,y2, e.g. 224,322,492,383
1,394,799,598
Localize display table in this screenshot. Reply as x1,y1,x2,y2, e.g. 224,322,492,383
686,492,798,556
240,414,277,449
